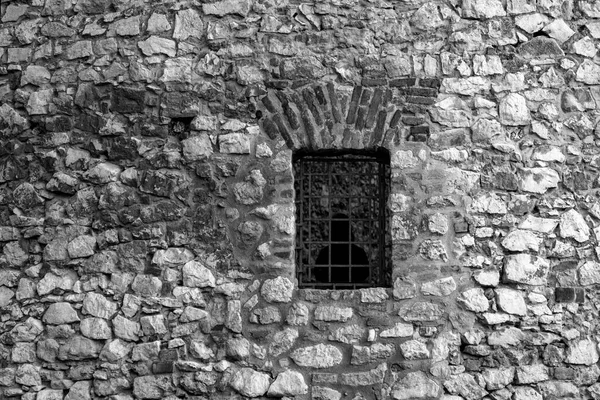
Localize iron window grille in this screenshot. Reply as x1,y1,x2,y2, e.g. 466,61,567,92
294,149,391,289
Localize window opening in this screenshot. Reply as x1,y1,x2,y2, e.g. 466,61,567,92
294,149,391,289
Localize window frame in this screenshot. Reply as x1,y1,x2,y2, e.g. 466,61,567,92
293,148,391,290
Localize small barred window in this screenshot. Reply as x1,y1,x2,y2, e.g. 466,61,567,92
294,149,391,289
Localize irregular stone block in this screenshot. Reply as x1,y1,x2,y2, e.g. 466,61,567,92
391,371,440,400
565,339,599,365
82,292,117,319
267,370,308,397
444,373,488,400
503,254,549,285
230,368,270,397
261,276,293,303
291,344,343,368
133,375,174,399
495,288,527,316
202,0,251,16
559,209,590,243
43,302,80,325
314,306,353,322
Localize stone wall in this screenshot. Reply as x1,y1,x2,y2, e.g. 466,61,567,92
2,0,600,399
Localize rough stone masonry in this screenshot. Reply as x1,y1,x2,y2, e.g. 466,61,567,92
2,0,600,399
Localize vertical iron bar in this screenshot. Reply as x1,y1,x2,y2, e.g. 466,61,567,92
378,160,385,286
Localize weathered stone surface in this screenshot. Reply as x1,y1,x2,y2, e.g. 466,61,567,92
565,339,599,365
399,302,444,322
203,0,251,16
261,276,293,303
380,322,414,338
138,36,177,57
351,343,395,365
501,229,542,252
504,254,549,285
153,248,194,267
230,368,270,397
233,170,266,205
291,344,343,368
58,336,102,360
576,60,600,84
400,340,430,360
495,288,527,316
182,135,213,161
516,364,549,384
444,373,488,400
519,37,564,59
314,306,353,322
391,371,440,399
133,375,174,399
82,293,117,319
458,288,489,312
499,93,530,125
422,277,456,296
80,317,112,339
482,367,515,390
340,363,387,386
43,302,80,324
579,261,600,285
267,370,308,396
559,209,590,243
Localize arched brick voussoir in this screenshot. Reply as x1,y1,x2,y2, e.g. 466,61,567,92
257,82,408,151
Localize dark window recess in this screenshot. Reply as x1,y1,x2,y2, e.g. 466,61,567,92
294,149,391,289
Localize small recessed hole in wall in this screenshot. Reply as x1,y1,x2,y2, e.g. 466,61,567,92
532,30,550,38
170,116,194,135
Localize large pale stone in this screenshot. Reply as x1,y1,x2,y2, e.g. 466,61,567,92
458,288,489,312
230,368,270,397
559,209,590,243
441,77,491,96
82,292,117,319
138,36,177,57
400,340,430,360
261,276,293,303
203,0,251,16
503,254,549,285
399,302,443,322
182,260,216,288
518,216,557,234
462,0,506,18
543,19,575,43
499,93,530,125
314,306,353,322
482,367,515,390
173,9,203,40
468,193,507,214
291,344,343,368
153,248,194,267
576,60,600,85
501,229,542,252
43,302,80,324
579,261,600,285
421,277,456,296
380,322,414,338
80,317,112,339
444,373,488,400
391,371,440,400
515,13,550,33
495,288,527,316
182,135,213,161
565,339,599,365
516,364,550,384
519,167,560,194
488,327,525,347
267,370,308,397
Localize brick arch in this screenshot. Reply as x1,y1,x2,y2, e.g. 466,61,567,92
257,80,439,150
